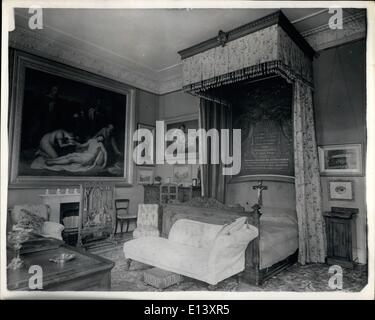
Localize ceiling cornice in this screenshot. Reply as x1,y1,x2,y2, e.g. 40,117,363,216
302,10,366,52
9,10,367,95
301,10,366,38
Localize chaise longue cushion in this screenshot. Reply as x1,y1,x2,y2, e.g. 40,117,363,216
124,237,211,279
123,218,259,285
168,219,223,249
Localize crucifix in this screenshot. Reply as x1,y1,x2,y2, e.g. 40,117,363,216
252,181,268,206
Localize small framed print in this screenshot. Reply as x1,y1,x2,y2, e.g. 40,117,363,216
318,144,363,176
137,167,154,185
329,180,354,201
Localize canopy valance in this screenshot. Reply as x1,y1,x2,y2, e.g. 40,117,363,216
178,11,315,94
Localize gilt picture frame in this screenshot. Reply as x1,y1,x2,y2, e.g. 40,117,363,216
8,50,135,187
318,144,363,176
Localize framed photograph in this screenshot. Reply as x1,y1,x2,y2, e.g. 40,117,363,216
8,51,135,186
329,180,354,201
137,167,154,185
135,123,155,166
165,115,199,162
318,144,363,176
173,165,191,185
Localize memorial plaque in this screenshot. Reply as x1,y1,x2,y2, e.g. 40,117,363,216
233,78,294,177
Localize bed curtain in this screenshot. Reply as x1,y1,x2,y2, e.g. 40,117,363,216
293,80,326,264
199,98,232,203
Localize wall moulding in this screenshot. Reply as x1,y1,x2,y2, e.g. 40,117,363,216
9,24,160,94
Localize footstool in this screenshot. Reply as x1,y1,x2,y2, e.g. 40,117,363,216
143,267,183,289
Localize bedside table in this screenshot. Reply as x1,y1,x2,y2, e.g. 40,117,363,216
323,207,358,269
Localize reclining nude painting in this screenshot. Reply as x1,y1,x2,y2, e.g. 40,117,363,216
9,64,132,183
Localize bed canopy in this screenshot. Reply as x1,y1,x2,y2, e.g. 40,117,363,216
178,11,325,264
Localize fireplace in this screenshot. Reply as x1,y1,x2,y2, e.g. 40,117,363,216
60,202,79,229
39,189,81,246
39,188,81,223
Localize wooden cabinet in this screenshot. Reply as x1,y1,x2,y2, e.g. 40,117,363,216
324,207,358,269
143,185,201,204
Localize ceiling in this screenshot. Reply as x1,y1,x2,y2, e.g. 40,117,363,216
12,8,365,92
15,8,362,71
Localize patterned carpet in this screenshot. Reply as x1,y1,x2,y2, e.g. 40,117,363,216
97,244,368,292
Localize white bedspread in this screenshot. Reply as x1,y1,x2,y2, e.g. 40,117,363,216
259,215,298,269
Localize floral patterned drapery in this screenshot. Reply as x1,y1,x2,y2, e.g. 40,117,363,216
293,80,326,264
181,25,313,94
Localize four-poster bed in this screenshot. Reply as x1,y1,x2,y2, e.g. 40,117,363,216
177,10,326,284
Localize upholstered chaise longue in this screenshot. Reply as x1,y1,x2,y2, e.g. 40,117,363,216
123,215,258,286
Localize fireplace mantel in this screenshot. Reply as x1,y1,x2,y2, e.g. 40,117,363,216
39,189,81,223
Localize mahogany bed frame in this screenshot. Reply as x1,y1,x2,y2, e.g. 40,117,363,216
161,198,298,286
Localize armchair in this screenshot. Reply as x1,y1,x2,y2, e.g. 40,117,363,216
133,204,160,239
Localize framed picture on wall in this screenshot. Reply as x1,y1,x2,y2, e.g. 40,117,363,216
137,167,154,185
165,115,199,162
8,51,135,187
329,180,354,201
318,144,363,176
135,123,155,166
173,165,191,185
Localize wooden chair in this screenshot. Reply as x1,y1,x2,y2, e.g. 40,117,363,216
114,199,137,234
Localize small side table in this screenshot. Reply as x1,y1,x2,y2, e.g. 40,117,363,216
323,207,358,269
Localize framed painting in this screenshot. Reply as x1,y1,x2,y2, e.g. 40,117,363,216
137,167,154,185
135,123,155,166
173,165,192,185
8,51,135,187
318,144,363,176
329,180,354,201
164,114,199,162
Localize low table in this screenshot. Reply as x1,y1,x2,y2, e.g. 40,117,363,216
143,267,183,289
7,244,114,291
